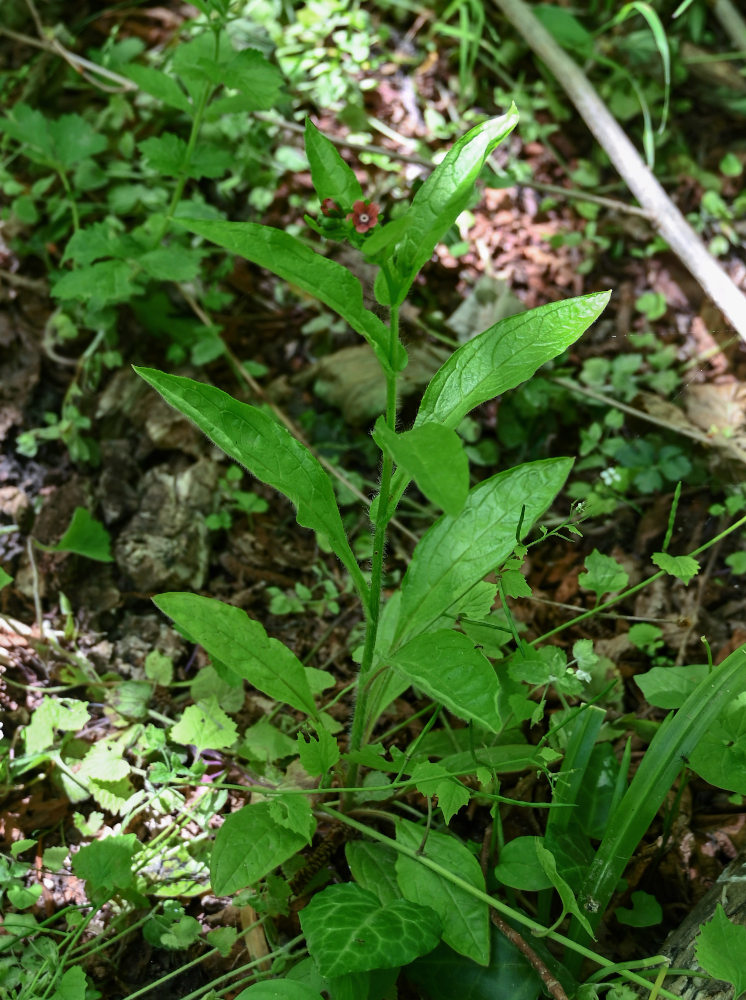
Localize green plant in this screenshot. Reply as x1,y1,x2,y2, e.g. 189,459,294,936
94,114,746,998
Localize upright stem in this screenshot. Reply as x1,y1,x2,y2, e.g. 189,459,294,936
346,303,400,780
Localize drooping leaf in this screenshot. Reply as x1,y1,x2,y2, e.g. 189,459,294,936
300,882,441,978
651,551,700,585
395,819,490,965
175,222,406,374
134,369,366,604
372,420,468,517
390,630,502,731
305,119,363,208
380,109,519,306
393,458,573,646
211,802,314,895
153,592,317,717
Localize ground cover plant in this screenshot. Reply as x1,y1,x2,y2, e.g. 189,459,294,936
3,2,746,1000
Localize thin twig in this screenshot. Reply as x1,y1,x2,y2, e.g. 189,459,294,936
490,910,570,1000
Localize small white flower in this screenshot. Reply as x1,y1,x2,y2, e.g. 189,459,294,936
600,466,621,486
576,669,592,683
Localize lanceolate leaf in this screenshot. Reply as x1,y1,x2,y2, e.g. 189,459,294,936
390,630,502,731
378,292,609,521
380,108,519,307
134,368,367,607
211,802,313,895
153,593,318,717
178,221,406,374
416,292,610,429
393,458,573,646
300,883,441,978
395,819,490,965
575,645,746,935
305,119,363,208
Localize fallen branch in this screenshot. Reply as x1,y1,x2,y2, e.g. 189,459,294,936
490,0,746,346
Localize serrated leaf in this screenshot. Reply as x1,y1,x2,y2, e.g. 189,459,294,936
651,551,700,585
296,728,340,777
154,592,317,716
170,697,238,752
177,220,406,374
300,882,441,978
269,793,315,840
138,245,203,281
211,802,314,895
305,119,363,208
23,697,90,755
382,110,519,306
695,904,746,997
373,420,468,516
393,458,573,646
139,134,187,176
53,507,113,562
135,370,365,604
395,819,490,965
51,260,136,305
390,630,502,732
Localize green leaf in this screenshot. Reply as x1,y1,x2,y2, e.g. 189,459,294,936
123,64,192,112
177,221,406,375
695,904,746,997
382,110,519,306
0,566,13,590
211,802,314,895
390,630,502,732
345,842,401,906
52,507,113,562
49,114,108,167
372,420,468,517
235,982,323,1000
145,649,173,686
635,664,708,709
393,458,573,646
51,260,136,305
206,49,285,114
494,837,554,891
170,697,238,752
409,762,470,823
578,550,629,600
305,119,363,208
139,134,187,176
688,692,746,795
269,793,315,840
614,890,662,927
535,841,593,938
72,834,138,895
300,882,441,978
50,965,88,1000
135,370,365,605
153,592,317,717
138,245,203,281
576,645,746,935
296,727,341,777
395,819,490,965
417,292,610,430
23,697,90,755
651,551,700,585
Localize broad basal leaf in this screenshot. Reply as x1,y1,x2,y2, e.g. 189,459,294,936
305,119,363,208
176,221,406,374
134,369,365,604
380,109,519,306
390,630,502,732
300,883,440,978
395,819,490,965
393,458,573,646
695,904,746,998
211,802,314,895
153,592,317,716
345,842,401,906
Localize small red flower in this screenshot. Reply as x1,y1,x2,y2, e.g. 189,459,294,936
347,200,380,234
321,198,340,216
